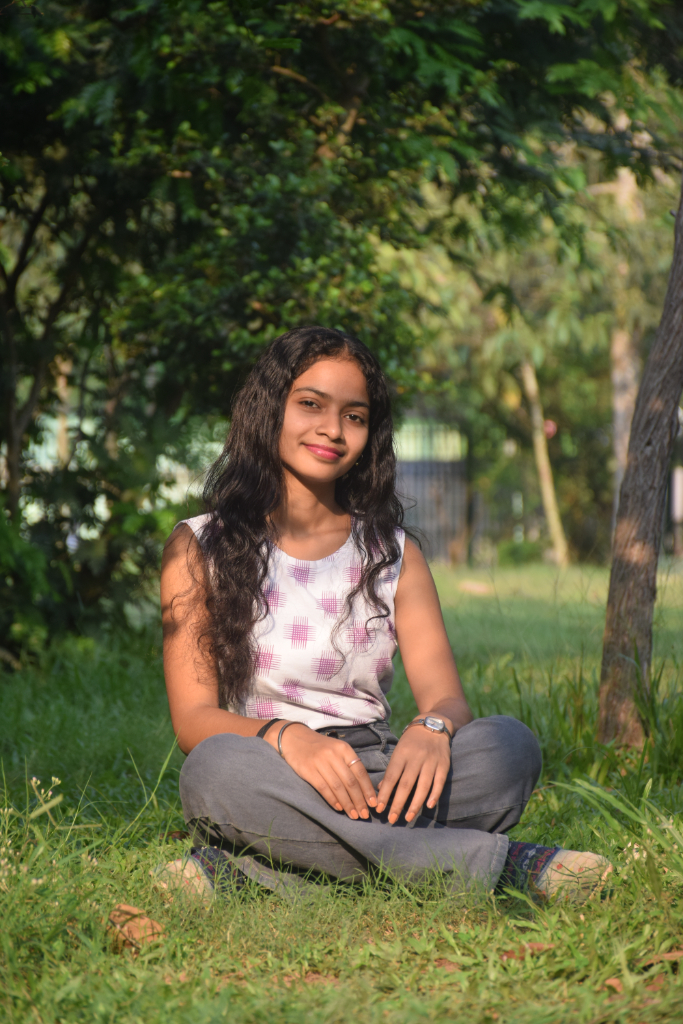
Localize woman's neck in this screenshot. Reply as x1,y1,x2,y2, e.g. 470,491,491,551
270,472,352,561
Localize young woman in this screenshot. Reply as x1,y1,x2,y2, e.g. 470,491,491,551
160,326,611,902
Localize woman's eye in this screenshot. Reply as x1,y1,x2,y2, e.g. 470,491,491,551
347,413,366,424
300,400,318,408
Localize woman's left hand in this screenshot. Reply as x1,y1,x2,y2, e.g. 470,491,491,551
375,726,452,824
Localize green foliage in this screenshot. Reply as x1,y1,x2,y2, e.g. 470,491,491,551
381,158,680,561
0,503,54,664
498,539,543,565
2,0,683,649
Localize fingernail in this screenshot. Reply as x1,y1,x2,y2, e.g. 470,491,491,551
349,810,358,819
368,797,377,807
360,809,369,819
336,804,343,811
405,812,413,822
388,813,397,824
376,803,385,813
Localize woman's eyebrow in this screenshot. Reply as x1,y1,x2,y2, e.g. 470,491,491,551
292,386,369,409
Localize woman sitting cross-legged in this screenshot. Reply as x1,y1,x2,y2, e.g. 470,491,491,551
159,326,611,903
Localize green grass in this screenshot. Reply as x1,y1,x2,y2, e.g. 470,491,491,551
2,564,683,1023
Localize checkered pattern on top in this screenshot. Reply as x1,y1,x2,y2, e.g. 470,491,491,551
318,592,342,619
283,616,316,649
287,562,315,587
177,516,405,732
246,696,280,719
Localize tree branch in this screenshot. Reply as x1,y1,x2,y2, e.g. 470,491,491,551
269,65,329,101
15,357,48,439
1,287,21,516
7,190,50,304
336,97,361,145
74,343,95,444
15,219,100,437
0,287,17,372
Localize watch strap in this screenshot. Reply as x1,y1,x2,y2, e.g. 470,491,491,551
402,717,453,742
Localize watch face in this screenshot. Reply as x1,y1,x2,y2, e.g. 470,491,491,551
424,716,445,733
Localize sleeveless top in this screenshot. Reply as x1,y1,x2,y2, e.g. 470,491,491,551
177,514,405,730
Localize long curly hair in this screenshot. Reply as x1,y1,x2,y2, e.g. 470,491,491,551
195,326,406,709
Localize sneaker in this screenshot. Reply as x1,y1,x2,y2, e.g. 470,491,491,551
533,848,613,903
152,846,247,903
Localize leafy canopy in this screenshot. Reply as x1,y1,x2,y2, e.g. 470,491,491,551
1,0,681,651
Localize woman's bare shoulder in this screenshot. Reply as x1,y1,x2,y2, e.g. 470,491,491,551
398,535,428,575
162,522,194,563
168,513,214,543
163,513,214,556
161,520,209,587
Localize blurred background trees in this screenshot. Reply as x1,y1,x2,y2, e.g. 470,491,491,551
2,0,683,671
379,161,678,562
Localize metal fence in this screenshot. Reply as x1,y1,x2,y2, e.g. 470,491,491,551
395,420,468,561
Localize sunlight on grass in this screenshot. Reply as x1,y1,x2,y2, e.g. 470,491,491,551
1,564,682,1022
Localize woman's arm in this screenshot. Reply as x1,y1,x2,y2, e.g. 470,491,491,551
376,537,473,823
161,524,266,753
161,525,377,819
393,537,472,732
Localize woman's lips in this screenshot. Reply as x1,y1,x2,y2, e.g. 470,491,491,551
304,444,343,461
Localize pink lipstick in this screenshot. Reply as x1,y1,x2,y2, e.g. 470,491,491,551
304,444,343,461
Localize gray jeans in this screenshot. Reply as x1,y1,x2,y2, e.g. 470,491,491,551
179,715,541,894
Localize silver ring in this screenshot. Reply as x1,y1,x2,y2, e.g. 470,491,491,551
348,758,361,767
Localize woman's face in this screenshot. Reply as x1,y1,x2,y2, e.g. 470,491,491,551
279,356,370,485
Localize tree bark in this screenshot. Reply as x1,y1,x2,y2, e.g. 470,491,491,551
520,359,569,567
55,356,72,467
595,167,643,536
598,174,683,746
0,291,23,520
610,327,640,533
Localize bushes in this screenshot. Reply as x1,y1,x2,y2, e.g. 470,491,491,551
497,539,543,566
0,507,55,665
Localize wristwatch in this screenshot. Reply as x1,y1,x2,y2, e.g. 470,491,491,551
402,716,453,741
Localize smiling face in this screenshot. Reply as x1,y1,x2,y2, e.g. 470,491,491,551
279,356,370,488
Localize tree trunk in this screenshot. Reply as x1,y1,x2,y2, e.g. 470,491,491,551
0,296,22,520
520,359,569,567
55,357,72,467
5,422,22,520
598,174,683,746
610,327,640,533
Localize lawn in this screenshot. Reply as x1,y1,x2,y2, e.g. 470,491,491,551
2,563,683,1023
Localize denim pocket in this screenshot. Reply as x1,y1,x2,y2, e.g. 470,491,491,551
357,744,396,774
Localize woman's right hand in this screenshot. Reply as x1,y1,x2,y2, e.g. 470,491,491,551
266,723,377,820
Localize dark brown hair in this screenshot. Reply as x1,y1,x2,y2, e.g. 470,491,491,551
197,325,405,708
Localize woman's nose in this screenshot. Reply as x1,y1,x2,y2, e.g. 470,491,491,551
317,414,343,440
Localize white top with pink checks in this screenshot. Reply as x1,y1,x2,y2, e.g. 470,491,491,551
180,514,405,730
